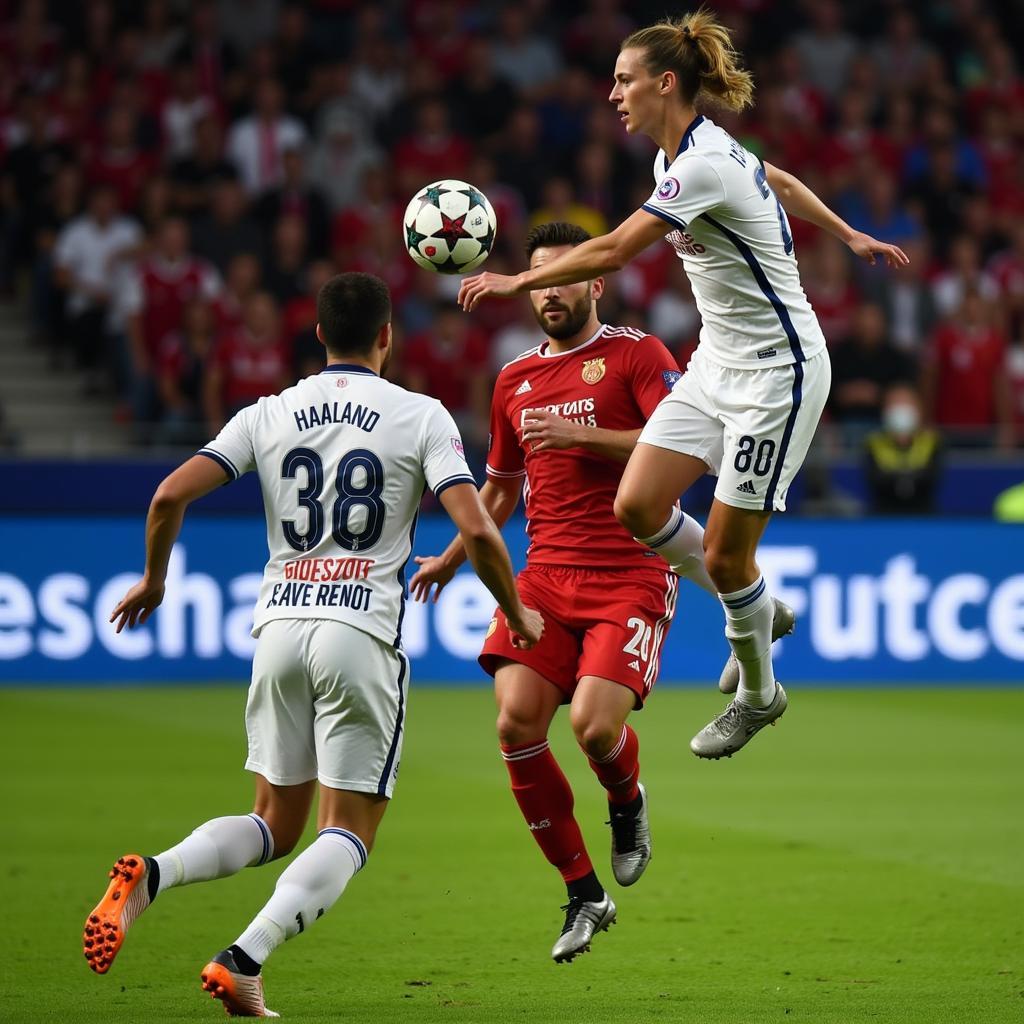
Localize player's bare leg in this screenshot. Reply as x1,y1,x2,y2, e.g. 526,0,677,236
495,662,616,962
616,446,789,757
572,676,651,886
83,776,313,976
204,785,388,1016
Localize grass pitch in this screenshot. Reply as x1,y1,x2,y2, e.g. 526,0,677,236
1,686,1021,1024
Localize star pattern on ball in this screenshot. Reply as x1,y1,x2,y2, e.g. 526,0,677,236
429,212,472,249
476,218,496,252
405,222,428,250
416,184,448,212
456,185,487,210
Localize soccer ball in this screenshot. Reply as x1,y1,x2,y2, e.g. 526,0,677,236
403,179,497,274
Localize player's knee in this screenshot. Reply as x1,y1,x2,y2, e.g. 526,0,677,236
253,812,302,860
614,492,655,539
496,707,547,748
571,714,619,760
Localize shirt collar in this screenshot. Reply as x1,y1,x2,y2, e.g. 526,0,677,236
321,363,378,376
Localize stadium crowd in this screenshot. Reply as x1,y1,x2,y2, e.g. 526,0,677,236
1,0,1022,474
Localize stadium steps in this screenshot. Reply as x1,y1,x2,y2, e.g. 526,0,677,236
0,304,127,456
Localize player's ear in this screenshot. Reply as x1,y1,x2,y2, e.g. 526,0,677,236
315,322,326,348
591,277,605,302
378,321,393,350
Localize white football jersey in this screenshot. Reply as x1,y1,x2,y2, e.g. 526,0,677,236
201,364,475,648
642,114,826,370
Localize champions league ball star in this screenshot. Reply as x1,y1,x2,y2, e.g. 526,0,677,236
403,179,497,274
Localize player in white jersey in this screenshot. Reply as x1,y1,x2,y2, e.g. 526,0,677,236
459,10,909,759
83,272,542,1017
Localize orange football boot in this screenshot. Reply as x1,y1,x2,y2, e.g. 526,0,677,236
83,854,152,974
201,949,279,1017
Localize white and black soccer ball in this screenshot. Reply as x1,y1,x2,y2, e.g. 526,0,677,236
403,179,497,274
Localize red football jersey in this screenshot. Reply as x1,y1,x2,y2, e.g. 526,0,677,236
487,323,680,569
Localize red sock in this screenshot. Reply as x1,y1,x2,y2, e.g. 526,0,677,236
585,724,640,805
500,739,593,883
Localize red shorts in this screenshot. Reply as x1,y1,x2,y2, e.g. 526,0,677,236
479,564,679,707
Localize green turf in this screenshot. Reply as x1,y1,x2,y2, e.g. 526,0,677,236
1,687,1022,1024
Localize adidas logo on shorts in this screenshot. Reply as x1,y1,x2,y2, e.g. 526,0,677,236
514,379,532,395
736,480,757,495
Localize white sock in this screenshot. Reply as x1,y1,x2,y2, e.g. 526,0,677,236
636,508,716,596
720,575,776,707
154,813,273,893
234,828,367,966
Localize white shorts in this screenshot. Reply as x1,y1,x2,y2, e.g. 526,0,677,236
638,347,831,512
244,619,409,798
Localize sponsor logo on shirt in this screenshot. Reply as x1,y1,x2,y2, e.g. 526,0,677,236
582,357,606,385
667,229,706,257
757,347,777,360
657,176,681,201
663,370,682,390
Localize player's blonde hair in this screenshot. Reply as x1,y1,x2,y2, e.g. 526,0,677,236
621,8,754,113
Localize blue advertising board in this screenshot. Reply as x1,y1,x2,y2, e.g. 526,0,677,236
0,516,1021,684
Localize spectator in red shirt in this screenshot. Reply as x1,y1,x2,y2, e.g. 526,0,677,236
403,301,490,466
86,104,157,212
213,251,262,332
206,291,289,428
157,297,217,446
923,289,1013,448
393,98,472,185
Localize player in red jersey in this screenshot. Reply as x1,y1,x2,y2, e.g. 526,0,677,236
411,223,716,962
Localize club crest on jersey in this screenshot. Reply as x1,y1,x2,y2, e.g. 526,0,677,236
581,357,606,385
334,376,348,388
657,176,681,201
451,437,466,459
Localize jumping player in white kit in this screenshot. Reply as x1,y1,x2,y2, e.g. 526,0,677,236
83,272,542,1016
459,9,908,759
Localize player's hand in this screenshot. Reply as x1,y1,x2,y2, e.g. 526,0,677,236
508,607,544,650
409,555,457,603
109,576,165,633
846,231,910,268
522,410,582,452
458,271,523,311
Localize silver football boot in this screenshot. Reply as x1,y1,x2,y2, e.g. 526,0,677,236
718,598,796,694
550,893,617,963
608,783,651,887
690,684,788,760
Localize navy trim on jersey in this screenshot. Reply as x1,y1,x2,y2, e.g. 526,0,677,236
321,363,378,375
700,214,806,362
642,203,688,233
764,361,803,511
318,827,368,869
676,114,705,156
432,474,476,499
197,448,238,481
248,813,272,865
378,651,408,795
394,509,419,647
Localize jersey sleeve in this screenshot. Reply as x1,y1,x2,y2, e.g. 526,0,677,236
485,375,525,481
421,401,477,498
198,404,257,482
642,154,725,232
627,334,683,418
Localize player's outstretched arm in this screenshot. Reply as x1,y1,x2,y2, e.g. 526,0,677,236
458,209,669,311
437,482,542,648
110,455,230,632
763,162,910,268
410,477,522,603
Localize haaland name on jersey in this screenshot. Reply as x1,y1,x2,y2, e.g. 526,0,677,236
293,400,381,433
